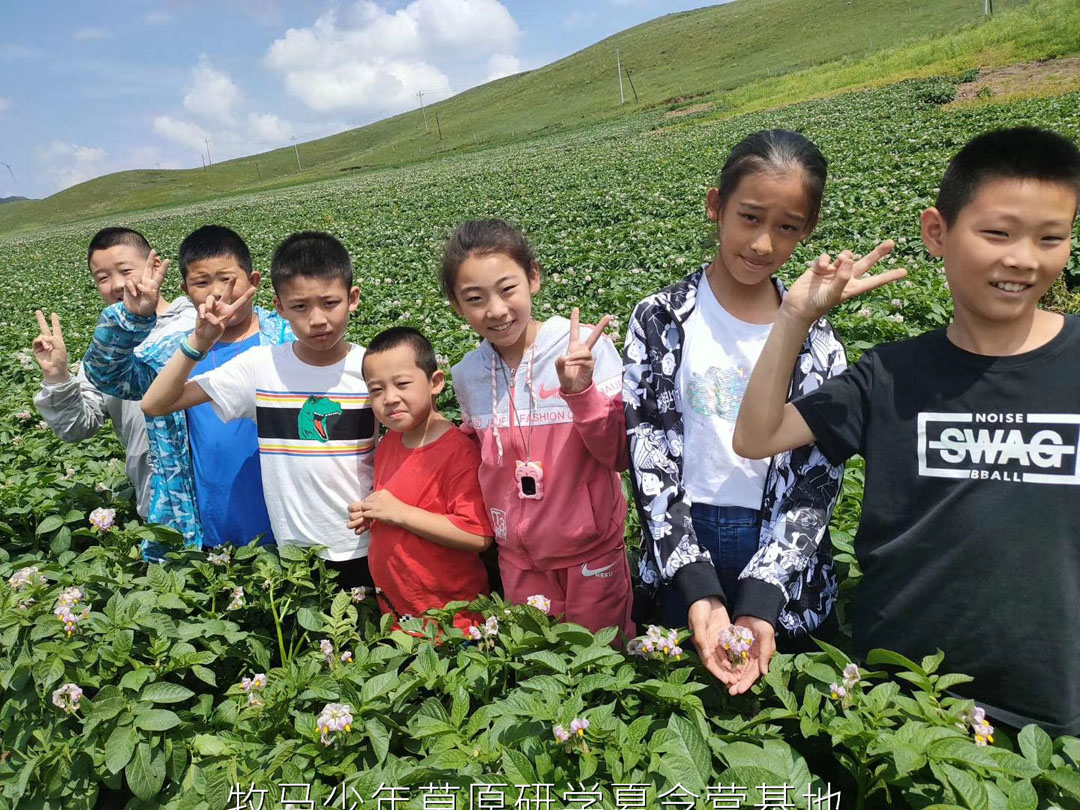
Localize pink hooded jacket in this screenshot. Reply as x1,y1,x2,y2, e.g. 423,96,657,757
453,316,628,571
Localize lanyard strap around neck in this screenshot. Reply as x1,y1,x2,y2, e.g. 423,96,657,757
490,344,535,464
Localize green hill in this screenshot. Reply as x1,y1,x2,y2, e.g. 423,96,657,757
2,0,1055,235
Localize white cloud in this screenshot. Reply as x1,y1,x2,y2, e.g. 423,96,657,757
154,115,211,152
265,0,519,114
73,28,111,41
36,140,109,190
183,57,241,124
247,112,294,143
144,11,176,24
485,53,520,82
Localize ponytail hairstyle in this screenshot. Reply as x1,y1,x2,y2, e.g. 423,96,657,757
716,129,828,232
440,219,539,300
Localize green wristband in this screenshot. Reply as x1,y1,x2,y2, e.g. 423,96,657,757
179,336,207,362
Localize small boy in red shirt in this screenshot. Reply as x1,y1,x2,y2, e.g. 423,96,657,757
347,326,493,631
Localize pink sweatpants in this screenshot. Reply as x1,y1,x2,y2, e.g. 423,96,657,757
501,545,635,642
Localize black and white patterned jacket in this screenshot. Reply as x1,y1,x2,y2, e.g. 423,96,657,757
623,267,847,636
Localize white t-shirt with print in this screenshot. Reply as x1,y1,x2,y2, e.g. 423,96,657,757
677,273,772,509
193,343,375,560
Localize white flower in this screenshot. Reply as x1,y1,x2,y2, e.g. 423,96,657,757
207,548,230,566
8,565,43,590
52,683,83,713
842,663,861,689
348,586,368,602
526,594,551,614
317,703,354,746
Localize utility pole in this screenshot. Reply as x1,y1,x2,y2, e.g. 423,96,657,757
204,138,212,166
984,0,993,14
616,49,625,104
0,161,16,189
417,90,429,133
624,66,639,102
201,154,206,171
434,110,443,140
291,136,302,172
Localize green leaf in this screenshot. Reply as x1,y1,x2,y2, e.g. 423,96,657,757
105,725,137,775
360,671,399,705
192,665,217,687
135,709,182,731
119,668,155,692
984,748,1043,779
40,655,64,689
935,673,975,692
1043,768,1080,800
125,742,166,801
1019,724,1053,769
501,747,538,784
365,718,390,765
928,738,1000,770
146,564,170,592
140,682,195,704
942,763,989,810
866,648,928,675
1005,780,1037,810
296,606,322,632
655,714,711,793
89,696,126,722
36,515,64,535
522,650,568,674
192,734,229,757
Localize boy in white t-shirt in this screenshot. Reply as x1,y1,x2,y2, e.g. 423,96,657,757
142,232,376,586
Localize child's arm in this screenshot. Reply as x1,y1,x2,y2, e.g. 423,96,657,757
556,307,629,471
734,242,905,460
31,311,108,441
142,290,255,417
347,490,492,551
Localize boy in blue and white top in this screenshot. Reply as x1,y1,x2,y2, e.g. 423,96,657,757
83,226,292,551
143,232,376,587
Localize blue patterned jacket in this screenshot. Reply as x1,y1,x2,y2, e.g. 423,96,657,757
83,303,293,550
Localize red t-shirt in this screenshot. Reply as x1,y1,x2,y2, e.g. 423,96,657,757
367,425,492,631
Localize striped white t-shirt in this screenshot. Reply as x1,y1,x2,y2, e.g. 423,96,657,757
194,342,375,560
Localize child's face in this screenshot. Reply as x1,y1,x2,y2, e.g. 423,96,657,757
922,177,1075,327
451,252,540,352
273,276,360,356
89,245,151,305
182,256,261,329
364,345,444,433
708,169,813,287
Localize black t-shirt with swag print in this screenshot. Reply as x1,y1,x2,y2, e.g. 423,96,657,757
793,316,1080,736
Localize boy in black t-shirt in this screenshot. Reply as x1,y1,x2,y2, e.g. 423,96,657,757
732,127,1080,736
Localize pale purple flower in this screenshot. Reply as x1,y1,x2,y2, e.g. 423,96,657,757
962,706,995,746
527,594,551,614
891,298,904,309
484,616,499,636
340,651,353,664
15,410,32,421
830,683,847,700
718,625,754,665
553,724,570,743
54,587,90,636
8,565,43,590
317,703,354,746
319,638,334,664
349,586,368,602
468,626,484,641
52,683,83,713
36,420,48,431
857,307,873,319
88,507,116,533
889,313,904,324
207,548,230,566
570,717,590,737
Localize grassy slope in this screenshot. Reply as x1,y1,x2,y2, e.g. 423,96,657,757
1,0,1034,235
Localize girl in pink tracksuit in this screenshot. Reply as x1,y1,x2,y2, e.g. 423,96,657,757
442,219,634,639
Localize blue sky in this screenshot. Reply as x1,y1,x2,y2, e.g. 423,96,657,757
1,0,721,200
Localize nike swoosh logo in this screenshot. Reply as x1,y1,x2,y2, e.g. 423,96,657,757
580,562,615,577
537,384,562,400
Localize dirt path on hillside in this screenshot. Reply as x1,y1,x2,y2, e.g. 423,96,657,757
952,57,1080,103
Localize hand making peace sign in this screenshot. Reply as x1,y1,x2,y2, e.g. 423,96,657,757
123,249,169,317
555,307,613,395
782,239,909,323
32,310,69,384
190,288,258,353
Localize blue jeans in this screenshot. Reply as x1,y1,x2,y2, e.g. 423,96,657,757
659,503,761,630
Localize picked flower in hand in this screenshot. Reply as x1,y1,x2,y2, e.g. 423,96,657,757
718,624,754,666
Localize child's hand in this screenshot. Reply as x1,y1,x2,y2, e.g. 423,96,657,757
191,289,256,352
348,489,407,531
32,310,69,384
781,240,907,323
123,250,169,317
555,307,613,395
